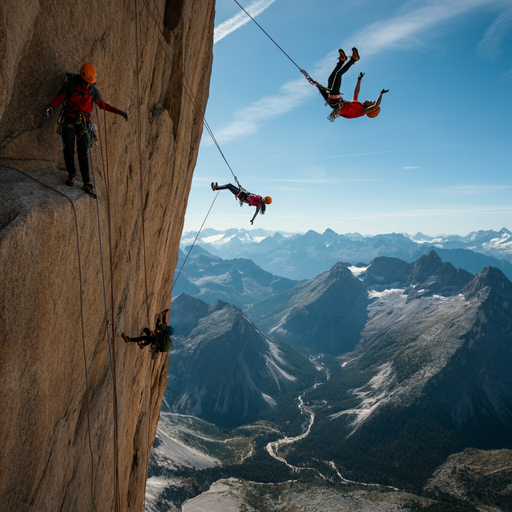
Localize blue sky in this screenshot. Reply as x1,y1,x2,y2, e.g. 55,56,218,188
183,0,512,236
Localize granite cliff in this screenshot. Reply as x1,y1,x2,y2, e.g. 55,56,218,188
0,0,215,510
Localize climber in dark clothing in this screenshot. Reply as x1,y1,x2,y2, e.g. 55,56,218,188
316,47,360,108
42,63,128,198
122,309,174,358
211,182,272,225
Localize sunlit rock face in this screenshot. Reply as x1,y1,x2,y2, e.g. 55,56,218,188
0,1,215,510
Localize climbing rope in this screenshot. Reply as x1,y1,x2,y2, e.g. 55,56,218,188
233,0,320,91
141,0,241,187
134,1,155,509
172,192,219,289
87,139,122,512
233,0,302,71
133,2,151,329
1,162,99,512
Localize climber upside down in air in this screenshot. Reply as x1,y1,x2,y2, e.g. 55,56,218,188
211,182,272,225
315,48,389,119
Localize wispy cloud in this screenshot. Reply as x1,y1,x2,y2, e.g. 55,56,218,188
402,166,419,169
477,5,512,58
214,0,277,44
424,184,512,194
209,0,508,145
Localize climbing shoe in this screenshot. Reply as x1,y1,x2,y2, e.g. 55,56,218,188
351,47,360,61
82,182,97,198
137,341,145,351
211,182,218,191
122,333,130,344
66,174,76,187
338,49,347,61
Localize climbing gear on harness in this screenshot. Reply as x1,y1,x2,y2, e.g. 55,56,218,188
82,182,97,198
338,49,347,61
87,122,99,147
300,69,317,86
80,63,97,84
328,103,343,122
119,111,128,121
351,47,360,61
66,174,77,187
151,343,159,360
367,107,381,118
43,106,53,118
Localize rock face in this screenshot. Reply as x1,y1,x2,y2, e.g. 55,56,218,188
0,1,214,511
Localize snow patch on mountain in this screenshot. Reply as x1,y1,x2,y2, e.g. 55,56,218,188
348,265,369,279
368,289,405,299
482,232,512,255
262,393,277,406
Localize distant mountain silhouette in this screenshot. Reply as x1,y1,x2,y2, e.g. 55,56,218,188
181,228,512,280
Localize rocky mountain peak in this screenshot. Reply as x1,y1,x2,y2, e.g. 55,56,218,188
463,266,512,302
406,250,473,297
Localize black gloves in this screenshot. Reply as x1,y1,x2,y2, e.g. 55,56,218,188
358,72,365,80
43,106,53,119
250,219,254,225
381,89,389,94
119,110,128,121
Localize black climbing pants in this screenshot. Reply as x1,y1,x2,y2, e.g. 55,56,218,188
217,183,249,202
61,120,90,183
128,327,154,346
317,58,356,104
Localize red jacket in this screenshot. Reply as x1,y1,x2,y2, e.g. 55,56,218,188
49,74,119,119
338,94,366,119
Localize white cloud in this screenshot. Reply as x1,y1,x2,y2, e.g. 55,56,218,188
477,6,512,58
402,166,419,169
214,0,277,44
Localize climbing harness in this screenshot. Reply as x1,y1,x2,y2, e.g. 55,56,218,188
2,162,99,512
327,104,343,123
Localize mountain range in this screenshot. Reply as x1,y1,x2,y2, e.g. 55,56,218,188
172,245,298,309
164,294,318,429
181,227,512,280
286,256,512,490
150,248,512,509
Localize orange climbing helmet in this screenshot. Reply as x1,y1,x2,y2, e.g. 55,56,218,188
80,63,97,84
367,107,381,118
264,196,272,204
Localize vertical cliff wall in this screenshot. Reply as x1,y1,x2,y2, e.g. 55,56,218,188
0,1,215,510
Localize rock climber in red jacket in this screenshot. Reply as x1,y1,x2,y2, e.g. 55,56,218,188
315,49,389,121
43,63,127,198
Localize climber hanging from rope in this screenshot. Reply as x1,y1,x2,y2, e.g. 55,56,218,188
230,2,390,123
122,309,174,359
42,63,128,198
311,49,389,121
211,182,272,225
